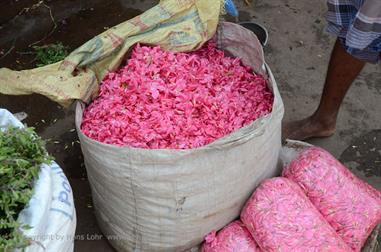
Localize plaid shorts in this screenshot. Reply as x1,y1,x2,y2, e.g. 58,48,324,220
326,0,381,63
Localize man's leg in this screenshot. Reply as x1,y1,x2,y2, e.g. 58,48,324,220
283,38,366,140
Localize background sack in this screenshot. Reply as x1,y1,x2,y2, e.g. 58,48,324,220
0,109,76,252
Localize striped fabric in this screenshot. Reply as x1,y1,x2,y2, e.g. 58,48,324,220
326,0,381,63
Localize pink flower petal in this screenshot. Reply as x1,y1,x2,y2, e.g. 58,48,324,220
81,42,273,149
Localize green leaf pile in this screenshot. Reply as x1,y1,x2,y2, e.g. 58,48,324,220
0,127,52,251
33,43,69,67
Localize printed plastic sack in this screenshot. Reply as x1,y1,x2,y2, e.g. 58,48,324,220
0,109,76,252
0,0,224,107
201,220,261,252
240,177,351,252
75,22,284,252
283,147,381,252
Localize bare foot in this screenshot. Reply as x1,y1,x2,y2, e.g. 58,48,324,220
282,116,336,141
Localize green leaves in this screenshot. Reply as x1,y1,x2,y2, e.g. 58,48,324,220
0,127,52,251
33,43,69,67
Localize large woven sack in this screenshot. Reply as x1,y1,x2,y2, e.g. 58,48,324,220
75,22,284,251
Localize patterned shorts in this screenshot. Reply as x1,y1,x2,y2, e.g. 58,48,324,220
326,0,381,63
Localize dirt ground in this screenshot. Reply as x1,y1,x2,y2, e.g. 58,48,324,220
1,0,380,251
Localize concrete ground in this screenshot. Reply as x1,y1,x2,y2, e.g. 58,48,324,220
0,0,380,251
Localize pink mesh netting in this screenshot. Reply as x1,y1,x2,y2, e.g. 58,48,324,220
201,220,262,252
283,147,381,251
240,177,352,252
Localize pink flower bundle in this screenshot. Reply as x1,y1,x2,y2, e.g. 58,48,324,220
201,221,262,252
240,177,352,252
283,147,381,251
81,42,273,149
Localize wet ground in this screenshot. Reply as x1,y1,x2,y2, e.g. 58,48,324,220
1,0,380,251
340,130,381,192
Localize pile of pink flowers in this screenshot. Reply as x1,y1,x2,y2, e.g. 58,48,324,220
81,42,273,149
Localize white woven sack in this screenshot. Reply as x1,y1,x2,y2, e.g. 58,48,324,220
0,109,76,252
75,22,284,252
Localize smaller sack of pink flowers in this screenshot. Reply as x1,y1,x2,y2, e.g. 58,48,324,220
283,147,381,251
241,177,351,252
201,220,262,252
